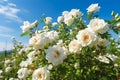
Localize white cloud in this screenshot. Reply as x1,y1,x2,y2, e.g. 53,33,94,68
0,26,14,38
0,42,12,51
0,34,12,38
8,3,16,7
0,1,23,23
3,0,8,2
0,26,13,32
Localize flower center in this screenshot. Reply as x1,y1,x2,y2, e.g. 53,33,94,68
82,34,89,42
94,22,99,27
99,40,105,45
73,43,77,47
19,72,24,76
37,72,42,79
54,50,60,58
33,38,38,43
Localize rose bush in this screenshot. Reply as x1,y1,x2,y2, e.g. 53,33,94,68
0,3,120,80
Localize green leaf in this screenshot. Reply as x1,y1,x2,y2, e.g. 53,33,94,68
20,32,29,37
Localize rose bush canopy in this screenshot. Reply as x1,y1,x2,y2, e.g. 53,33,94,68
0,3,120,80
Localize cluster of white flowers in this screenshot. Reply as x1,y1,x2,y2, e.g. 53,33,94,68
3,3,118,80
17,68,29,79
29,30,59,49
21,20,38,32
57,9,82,26
69,17,109,53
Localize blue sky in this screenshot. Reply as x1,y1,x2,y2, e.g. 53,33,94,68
0,0,120,51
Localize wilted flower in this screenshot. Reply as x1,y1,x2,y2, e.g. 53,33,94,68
87,3,100,13
32,67,50,80
45,45,67,66
17,68,29,79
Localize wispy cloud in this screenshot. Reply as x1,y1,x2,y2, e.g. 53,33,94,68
0,0,23,23
0,26,13,32
3,0,8,2
0,26,14,38
0,34,12,38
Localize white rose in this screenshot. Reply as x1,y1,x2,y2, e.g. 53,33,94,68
69,39,82,53
97,38,108,46
57,40,63,46
4,59,11,65
32,67,50,80
88,18,109,34
17,68,29,79
45,17,52,24
21,20,37,33
57,16,64,23
48,64,53,70
45,45,67,66
44,31,59,43
27,51,38,61
5,67,12,72
29,34,46,49
70,9,82,18
76,28,98,47
64,14,74,26
87,3,100,13
62,11,69,16
19,59,32,67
